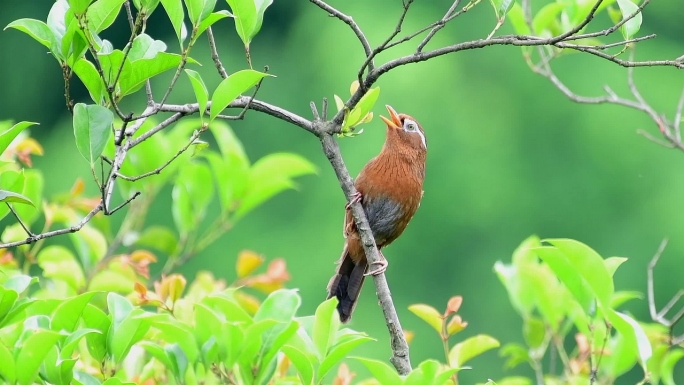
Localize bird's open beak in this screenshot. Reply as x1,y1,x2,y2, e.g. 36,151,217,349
380,105,402,130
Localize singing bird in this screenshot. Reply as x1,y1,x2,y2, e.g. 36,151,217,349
327,105,427,323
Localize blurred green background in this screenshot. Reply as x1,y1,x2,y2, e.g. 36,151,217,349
2,0,684,382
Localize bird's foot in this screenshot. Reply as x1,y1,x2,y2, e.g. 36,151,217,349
345,192,363,210
365,254,388,276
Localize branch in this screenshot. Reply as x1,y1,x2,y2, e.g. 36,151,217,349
0,204,103,248
207,27,229,79
155,98,314,134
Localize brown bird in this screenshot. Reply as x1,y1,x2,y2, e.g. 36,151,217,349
327,105,427,323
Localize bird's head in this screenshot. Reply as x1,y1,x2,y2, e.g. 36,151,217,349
380,105,427,153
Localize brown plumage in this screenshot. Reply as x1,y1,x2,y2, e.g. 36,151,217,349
327,105,427,323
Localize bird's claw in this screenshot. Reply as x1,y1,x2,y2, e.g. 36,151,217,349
345,192,363,210
365,258,388,276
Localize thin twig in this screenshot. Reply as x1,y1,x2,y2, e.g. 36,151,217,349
674,87,684,142
308,0,372,62
207,27,228,79
0,204,103,248
357,0,415,85
416,0,461,52
117,128,207,182
648,239,669,320
106,192,141,215
7,203,33,237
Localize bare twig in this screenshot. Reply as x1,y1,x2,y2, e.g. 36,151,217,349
207,27,229,79
155,98,314,134
357,0,415,85
107,191,141,215
7,203,33,237
308,0,373,62
117,128,207,182
0,204,103,248
416,0,462,52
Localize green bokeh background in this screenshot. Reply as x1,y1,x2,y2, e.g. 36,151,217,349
2,0,684,383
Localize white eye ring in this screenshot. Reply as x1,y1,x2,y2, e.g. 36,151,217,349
404,119,417,131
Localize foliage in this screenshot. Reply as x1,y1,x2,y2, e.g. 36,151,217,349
493,236,684,385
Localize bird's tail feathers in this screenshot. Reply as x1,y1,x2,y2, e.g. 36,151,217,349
327,246,367,323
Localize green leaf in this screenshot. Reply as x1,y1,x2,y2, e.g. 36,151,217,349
195,10,233,39
408,303,443,335
611,290,643,309
0,170,26,221
185,69,209,118
4,19,57,53
14,170,43,226
73,59,105,103
489,0,514,19
449,334,500,368
15,329,65,385
134,226,178,255
615,0,642,39
318,331,373,381
311,297,339,360
69,0,95,15
0,190,34,207
253,0,273,37
281,345,315,385
51,292,99,332
523,317,546,349
0,121,38,155
172,161,213,234
532,3,565,35
5,275,38,294
608,310,652,367
161,0,186,44
661,348,684,385
545,239,614,309
120,53,194,97
354,357,402,384
128,34,167,61
235,153,316,220
87,0,127,33
534,246,595,314
505,3,531,35
109,310,153,364
226,0,257,46
604,256,628,276
0,340,15,383
73,103,114,165
344,87,380,131
139,341,176,374
82,304,110,362
185,0,216,25
210,69,272,121
154,320,199,363
255,289,301,361
68,225,107,271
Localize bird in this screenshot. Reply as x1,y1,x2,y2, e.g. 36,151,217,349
327,104,427,323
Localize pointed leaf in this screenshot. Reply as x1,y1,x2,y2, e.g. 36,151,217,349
408,304,443,334
73,103,113,165
210,69,272,121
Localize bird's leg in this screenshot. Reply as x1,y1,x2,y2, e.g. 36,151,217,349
365,251,388,276
345,191,363,210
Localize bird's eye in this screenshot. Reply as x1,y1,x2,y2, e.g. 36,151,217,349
403,119,417,132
